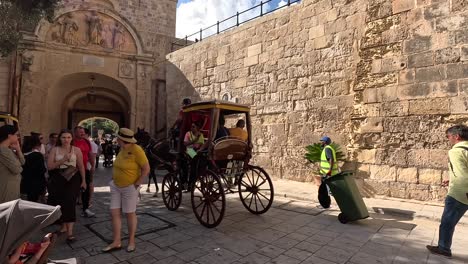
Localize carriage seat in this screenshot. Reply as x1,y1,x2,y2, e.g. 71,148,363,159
212,137,249,161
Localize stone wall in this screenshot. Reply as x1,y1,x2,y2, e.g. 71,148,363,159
166,0,467,201
352,0,468,200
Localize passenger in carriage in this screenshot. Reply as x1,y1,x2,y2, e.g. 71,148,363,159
215,115,230,141
229,119,248,141
183,120,205,191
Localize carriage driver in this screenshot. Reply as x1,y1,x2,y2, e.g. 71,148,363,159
170,98,192,149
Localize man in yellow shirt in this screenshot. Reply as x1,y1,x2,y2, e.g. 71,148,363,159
229,120,248,141
427,125,468,258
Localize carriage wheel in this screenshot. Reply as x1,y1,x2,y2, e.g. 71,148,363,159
191,169,226,228
238,165,274,214
162,172,182,211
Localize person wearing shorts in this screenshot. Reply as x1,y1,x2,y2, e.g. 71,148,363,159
102,128,149,253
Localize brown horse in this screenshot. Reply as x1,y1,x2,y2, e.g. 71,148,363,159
134,128,176,196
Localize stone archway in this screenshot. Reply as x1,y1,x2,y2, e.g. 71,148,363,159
48,72,131,132
68,94,126,129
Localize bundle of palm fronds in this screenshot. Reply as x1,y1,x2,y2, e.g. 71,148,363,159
304,143,345,163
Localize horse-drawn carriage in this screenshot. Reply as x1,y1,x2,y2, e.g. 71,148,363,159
160,100,274,228
0,112,19,129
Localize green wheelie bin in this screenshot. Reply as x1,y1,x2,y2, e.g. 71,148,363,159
324,171,369,224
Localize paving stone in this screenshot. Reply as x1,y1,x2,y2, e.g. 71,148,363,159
269,254,302,264
371,233,406,248
251,228,287,243
84,253,120,264
305,234,335,246
328,236,363,252
153,255,186,264
271,236,300,250
176,247,210,262
150,231,192,247
194,248,241,264
239,252,271,264
284,232,309,241
128,253,158,264
257,245,286,259
147,246,177,260
349,251,392,264
283,247,313,261
293,241,322,254
42,169,468,264
313,245,354,264
301,255,336,264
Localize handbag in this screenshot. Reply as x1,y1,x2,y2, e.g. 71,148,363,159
59,165,78,181
58,147,78,181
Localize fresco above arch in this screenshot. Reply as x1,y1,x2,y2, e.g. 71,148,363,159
46,11,137,53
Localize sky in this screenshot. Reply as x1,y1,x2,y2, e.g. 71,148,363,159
176,0,292,39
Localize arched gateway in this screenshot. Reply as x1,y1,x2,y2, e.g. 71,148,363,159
7,0,177,137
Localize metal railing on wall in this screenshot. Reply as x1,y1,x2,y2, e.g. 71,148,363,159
171,0,301,51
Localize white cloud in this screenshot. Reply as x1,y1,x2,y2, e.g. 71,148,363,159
176,0,268,40
278,0,288,7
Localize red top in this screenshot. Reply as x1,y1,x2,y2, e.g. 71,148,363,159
74,138,90,168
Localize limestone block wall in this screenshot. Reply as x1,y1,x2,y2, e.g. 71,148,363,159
352,0,468,200
167,0,364,180
167,0,468,201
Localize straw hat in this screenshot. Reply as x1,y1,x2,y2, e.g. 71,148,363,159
116,128,137,143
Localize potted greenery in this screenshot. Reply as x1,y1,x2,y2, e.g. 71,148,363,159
304,142,345,179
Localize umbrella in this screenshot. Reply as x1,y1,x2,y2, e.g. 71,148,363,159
0,199,61,262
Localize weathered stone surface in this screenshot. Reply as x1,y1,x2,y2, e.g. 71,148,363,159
309,25,325,39
408,98,449,115
449,97,468,114
356,149,377,163
416,66,448,84
435,47,461,64
370,164,397,181
392,0,415,14
408,183,431,200
423,3,450,20
452,0,468,12
397,167,418,183
408,51,433,68
418,168,442,185
446,63,468,79
165,0,467,203
462,46,468,61
248,43,263,57
403,36,432,54
397,83,430,99
244,55,259,67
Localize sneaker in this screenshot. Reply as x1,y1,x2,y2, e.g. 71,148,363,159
83,209,96,218
426,245,452,258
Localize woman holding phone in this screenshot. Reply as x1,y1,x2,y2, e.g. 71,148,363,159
47,129,86,242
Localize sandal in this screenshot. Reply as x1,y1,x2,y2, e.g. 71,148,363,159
102,244,122,253
66,236,76,242
126,245,136,253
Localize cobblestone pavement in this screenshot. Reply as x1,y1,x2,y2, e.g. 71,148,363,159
38,165,468,264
